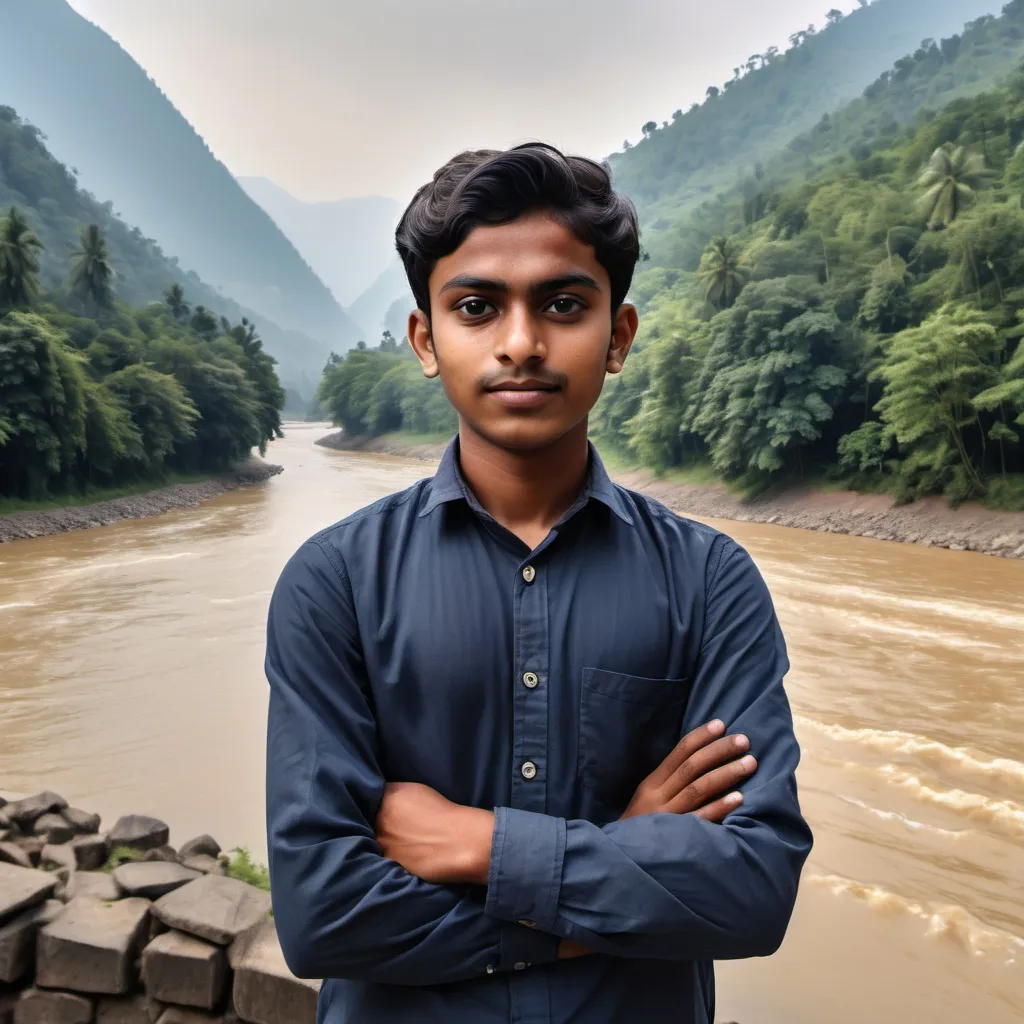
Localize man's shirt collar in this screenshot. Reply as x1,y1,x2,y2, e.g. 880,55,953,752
419,434,635,527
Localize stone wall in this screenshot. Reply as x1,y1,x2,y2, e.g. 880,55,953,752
0,792,318,1024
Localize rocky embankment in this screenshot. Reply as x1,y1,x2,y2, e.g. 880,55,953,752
317,431,1024,559
0,459,283,545
0,791,317,1024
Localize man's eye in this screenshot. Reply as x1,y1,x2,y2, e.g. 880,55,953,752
547,297,583,315
458,299,492,317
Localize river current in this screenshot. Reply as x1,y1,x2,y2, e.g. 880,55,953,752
1,422,1022,1022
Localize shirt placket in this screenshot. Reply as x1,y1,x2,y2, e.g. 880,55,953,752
508,552,553,1024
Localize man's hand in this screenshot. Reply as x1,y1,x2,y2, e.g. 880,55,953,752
620,719,756,821
376,782,495,886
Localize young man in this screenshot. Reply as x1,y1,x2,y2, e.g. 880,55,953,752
265,143,812,1024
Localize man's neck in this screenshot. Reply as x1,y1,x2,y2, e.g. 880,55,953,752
456,422,591,550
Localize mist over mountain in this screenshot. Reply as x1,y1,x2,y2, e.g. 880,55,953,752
237,178,400,307
0,0,361,357
348,262,416,344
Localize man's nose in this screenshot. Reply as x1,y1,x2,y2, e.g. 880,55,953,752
494,304,546,365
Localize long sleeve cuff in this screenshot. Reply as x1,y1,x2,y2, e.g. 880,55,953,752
485,806,566,934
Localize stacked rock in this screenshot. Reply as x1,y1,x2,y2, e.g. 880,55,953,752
0,793,319,1024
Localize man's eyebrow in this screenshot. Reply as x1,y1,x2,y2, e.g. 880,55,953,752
438,272,602,295
439,275,509,294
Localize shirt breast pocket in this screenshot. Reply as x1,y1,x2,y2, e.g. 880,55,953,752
577,667,690,815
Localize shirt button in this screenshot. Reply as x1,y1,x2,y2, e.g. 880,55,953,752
522,565,536,583
522,671,539,689
514,962,527,971
486,965,494,975
521,761,537,779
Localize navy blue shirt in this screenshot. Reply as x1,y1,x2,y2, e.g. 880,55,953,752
264,439,812,1024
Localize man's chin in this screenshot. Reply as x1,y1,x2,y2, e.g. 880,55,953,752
459,413,585,454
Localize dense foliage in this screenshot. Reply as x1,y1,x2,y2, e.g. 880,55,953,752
317,332,457,439
0,209,284,500
593,16,1024,508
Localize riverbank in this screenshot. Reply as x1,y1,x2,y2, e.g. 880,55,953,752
0,457,283,544
317,431,1024,559
0,789,317,1024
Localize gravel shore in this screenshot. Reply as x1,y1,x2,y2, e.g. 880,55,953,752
317,431,1024,559
0,458,283,544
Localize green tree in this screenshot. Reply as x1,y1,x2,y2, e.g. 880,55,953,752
917,144,993,230
0,207,44,309
874,306,1002,499
164,283,190,321
0,312,89,496
69,224,116,308
697,236,749,310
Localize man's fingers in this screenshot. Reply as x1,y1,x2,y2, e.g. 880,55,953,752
666,734,750,795
691,792,744,823
665,755,757,814
648,719,727,784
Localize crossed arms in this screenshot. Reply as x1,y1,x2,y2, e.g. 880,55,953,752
264,536,813,984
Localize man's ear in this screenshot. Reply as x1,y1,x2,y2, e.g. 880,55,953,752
606,302,639,375
407,309,439,378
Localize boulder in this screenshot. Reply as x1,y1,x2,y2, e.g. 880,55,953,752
177,838,220,862
62,809,101,836
1,992,16,1024
107,818,169,854
0,844,33,871
230,921,319,1024
178,858,225,878
13,990,92,1024
142,930,227,1010
154,1011,223,1024
6,794,68,832
0,899,63,983
12,838,45,868
36,894,151,994
0,863,58,925
151,876,271,946
33,815,75,846
95,995,153,1024
113,864,200,901
71,835,109,872
41,845,77,875
142,848,178,865
60,872,121,903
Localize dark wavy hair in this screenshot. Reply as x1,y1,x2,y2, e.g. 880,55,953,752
395,142,641,317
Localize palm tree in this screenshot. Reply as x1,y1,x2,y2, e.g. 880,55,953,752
918,144,993,229
69,224,115,307
165,283,190,320
698,236,749,310
0,207,44,309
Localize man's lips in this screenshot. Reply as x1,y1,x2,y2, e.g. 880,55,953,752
485,381,561,407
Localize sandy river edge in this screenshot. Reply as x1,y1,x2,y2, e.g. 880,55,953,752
317,432,1024,560
0,457,283,544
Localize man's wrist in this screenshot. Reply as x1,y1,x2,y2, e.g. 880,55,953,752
448,805,495,885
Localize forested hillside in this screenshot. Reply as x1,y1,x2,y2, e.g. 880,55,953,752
0,198,284,501
0,105,328,397
318,2,1024,509
0,0,360,357
609,0,1002,253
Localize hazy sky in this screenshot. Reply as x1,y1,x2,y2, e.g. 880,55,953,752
67,0,859,205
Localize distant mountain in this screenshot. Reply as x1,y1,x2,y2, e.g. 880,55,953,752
237,178,400,307
609,0,1003,255
0,103,326,396
348,261,416,344
0,0,361,360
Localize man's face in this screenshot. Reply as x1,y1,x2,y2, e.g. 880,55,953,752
407,211,638,452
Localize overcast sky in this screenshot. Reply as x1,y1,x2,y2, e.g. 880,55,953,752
67,0,859,205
